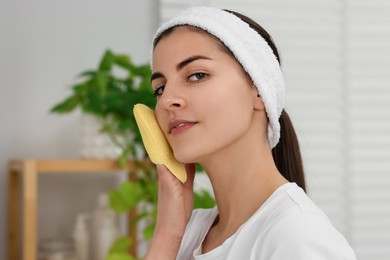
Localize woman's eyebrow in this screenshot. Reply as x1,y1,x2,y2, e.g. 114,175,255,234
151,55,211,82
176,55,211,71
151,72,163,82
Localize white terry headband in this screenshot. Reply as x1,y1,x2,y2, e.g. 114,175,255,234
152,6,285,148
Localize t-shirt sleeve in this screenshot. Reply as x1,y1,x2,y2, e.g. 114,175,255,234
251,214,357,260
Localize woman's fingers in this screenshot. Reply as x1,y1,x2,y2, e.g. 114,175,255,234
155,164,189,230
157,164,180,187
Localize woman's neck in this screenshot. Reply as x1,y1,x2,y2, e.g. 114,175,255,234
203,146,286,224
199,139,287,252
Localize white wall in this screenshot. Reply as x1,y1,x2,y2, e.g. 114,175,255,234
0,0,158,258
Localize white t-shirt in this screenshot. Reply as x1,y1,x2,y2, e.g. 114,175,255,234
177,183,356,260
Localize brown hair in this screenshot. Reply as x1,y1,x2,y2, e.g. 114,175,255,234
153,10,306,192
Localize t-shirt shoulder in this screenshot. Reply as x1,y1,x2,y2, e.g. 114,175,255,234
252,212,357,259
250,183,357,259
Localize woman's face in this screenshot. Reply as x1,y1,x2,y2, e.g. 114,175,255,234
152,27,261,163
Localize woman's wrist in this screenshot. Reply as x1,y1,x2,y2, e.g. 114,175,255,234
144,231,182,260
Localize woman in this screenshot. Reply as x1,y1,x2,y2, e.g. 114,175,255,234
144,6,356,259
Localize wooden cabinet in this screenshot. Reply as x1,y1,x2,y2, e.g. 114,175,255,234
7,159,139,260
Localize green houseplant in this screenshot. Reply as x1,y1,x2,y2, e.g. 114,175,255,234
51,49,155,165
51,50,215,259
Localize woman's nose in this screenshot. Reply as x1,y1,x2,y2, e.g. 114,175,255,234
160,86,186,110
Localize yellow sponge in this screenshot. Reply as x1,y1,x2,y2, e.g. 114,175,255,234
133,104,187,183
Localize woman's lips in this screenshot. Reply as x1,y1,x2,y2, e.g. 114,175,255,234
169,120,197,135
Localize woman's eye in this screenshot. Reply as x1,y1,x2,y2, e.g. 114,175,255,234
153,85,165,97
188,72,207,82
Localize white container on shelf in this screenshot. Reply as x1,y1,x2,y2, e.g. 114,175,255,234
80,114,121,159
92,193,119,260
73,214,90,260
38,238,75,260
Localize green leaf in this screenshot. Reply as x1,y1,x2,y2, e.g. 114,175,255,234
82,91,104,115
108,237,132,254
144,179,158,203
196,163,204,172
72,82,89,94
143,222,156,240
95,71,108,97
109,190,129,214
119,181,143,208
138,78,152,92
194,189,216,209
77,70,96,78
105,253,134,260
50,96,80,113
133,64,151,77
117,120,133,131
114,55,133,70
99,50,114,71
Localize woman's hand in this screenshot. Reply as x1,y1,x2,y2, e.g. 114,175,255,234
145,163,196,260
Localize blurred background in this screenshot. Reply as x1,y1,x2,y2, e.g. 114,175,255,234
1,0,389,259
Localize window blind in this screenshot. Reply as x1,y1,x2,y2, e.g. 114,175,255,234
347,0,390,259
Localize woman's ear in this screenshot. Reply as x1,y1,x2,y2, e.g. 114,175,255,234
254,93,265,111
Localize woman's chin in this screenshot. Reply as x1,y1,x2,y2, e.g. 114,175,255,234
173,151,197,164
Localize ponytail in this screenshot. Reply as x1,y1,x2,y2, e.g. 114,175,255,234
272,110,306,192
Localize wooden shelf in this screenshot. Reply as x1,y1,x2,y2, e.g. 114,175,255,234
7,159,140,260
